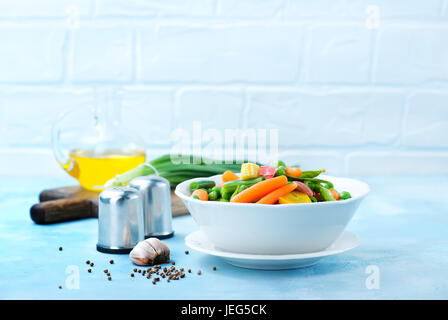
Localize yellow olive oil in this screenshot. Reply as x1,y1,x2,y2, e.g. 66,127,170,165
63,149,146,191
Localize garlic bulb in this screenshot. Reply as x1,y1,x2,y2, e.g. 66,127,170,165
129,238,170,266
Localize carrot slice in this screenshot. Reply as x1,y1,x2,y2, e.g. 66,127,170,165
286,167,302,177
330,189,341,200
230,175,288,203
256,183,298,205
191,189,209,201
222,170,240,183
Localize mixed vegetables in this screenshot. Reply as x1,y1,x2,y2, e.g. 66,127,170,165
190,161,352,204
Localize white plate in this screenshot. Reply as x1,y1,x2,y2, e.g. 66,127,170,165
185,230,360,270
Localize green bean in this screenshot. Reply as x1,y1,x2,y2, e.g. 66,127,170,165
276,160,286,167
189,180,216,192
230,185,241,200
286,175,334,189
230,185,249,200
318,186,336,202
304,181,320,192
221,177,263,194
275,166,286,176
299,169,326,179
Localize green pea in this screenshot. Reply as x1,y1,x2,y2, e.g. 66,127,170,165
221,190,233,201
211,186,221,197
339,191,352,200
208,191,218,201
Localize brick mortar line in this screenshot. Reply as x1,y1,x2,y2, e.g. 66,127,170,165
1,18,448,27
6,81,448,88
1,84,448,92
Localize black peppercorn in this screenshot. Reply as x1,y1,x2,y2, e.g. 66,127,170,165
109,260,114,264
58,247,63,251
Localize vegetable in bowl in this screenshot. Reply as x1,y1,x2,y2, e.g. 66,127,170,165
189,161,352,205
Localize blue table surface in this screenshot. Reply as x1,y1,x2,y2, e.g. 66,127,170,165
0,175,447,300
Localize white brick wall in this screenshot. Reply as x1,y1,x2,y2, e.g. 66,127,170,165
284,0,442,19
0,26,67,83
70,26,134,82
0,0,91,18
305,25,372,84
138,24,303,83
375,26,448,84
0,0,447,177
246,89,404,147
95,0,215,17
403,92,448,148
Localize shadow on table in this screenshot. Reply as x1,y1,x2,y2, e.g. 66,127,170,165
193,253,362,279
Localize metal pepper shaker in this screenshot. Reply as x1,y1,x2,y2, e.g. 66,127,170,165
129,175,174,239
97,187,144,254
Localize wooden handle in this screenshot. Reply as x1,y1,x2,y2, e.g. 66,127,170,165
30,198,96,225
39,186,98,202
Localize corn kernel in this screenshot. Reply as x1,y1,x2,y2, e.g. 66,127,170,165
240,163,260,180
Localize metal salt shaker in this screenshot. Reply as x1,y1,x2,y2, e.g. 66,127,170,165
129,175,174,239
97,187,144,254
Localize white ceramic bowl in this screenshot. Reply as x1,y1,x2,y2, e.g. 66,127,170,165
175,175,369,255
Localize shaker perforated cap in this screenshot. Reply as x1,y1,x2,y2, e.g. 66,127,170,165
129,175,174,239
97,187,144,254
